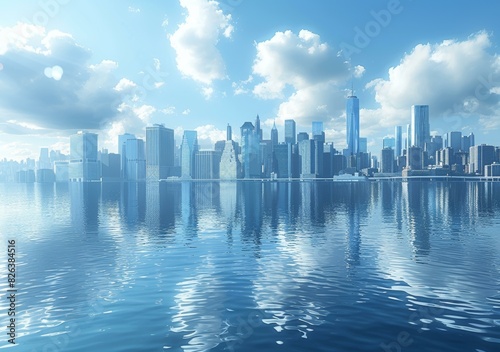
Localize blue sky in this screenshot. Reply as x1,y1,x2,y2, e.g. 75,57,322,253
1,0,500,160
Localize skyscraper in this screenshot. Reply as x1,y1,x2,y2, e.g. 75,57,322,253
125,138,146,181
469,144,495,175
358,137,367,153
406,124,411,151
240,122,260,178
219,140,240,179
69,131,100,181
395,126,402,157
254,115,262,142
448,131,462,151
146,124,174,181
410,105,430,148
118,133,136,179
226,123,232,141
381,147,395,173
180,130,198,179
285,119,296,145
346,94,360,156
271,121,278,146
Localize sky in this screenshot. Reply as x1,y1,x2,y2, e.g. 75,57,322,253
1,0,500,160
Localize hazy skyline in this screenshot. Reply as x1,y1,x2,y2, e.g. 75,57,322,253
1,0,500,160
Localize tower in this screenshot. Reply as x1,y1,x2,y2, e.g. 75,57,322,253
395,126,402,157
346,93,360,156
146,124,174,181
271,120,278,146
410,105,430,148
285,119,296,144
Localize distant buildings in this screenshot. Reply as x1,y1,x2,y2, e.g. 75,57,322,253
181,130,198,179
69,131,100,182
285,119,296,144
146,124,174,181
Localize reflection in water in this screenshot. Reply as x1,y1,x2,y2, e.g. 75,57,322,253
4,180,498,351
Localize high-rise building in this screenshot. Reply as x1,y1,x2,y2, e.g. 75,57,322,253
146,124,174,181
271,121,278,146
297,132,309,143
240,122,260,178
406,124,411,152
381,147,395,173
448,131,462,152
118,133,136,179
125,139,146,181
469,144,496,175
100,150,121,181
358,137,367,153
273,143,292,178
180,130,198,179
226,123,232,141
462,133,475,152
37,147,52,170
254,115,262,142
395,126,402,157
410,105,430,148
312,121,325,142
299,139,315,177
383,137,395,149
406,146,423,170
219,140,240,179
69,131,100,181
346,94,360,155
194,150,221,179
285,119,296,145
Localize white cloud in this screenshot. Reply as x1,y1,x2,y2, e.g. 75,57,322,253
161,106,176,115
252,29,352,134
153,58,161,71
128,6,140,13
202,86,214,99
154,81,165,89
195,124,225,147
365,31,500,134
114,78,137,92
169,0,232,88
162,18,169,28
182,109,191,115
133,105,156,121
232,75,253,95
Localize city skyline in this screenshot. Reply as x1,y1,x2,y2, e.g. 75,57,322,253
1,1,500,161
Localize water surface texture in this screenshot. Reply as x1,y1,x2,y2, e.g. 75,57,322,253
0,181,499,351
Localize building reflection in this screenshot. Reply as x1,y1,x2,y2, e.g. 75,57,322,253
120,182,146,226
70,182,100,234
403,182,431,257
145,182,179,235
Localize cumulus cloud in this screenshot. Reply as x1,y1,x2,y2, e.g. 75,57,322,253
169,0,233,88
0,23,126,131
365,31,500,132
195,124,226,147
252,29,352,132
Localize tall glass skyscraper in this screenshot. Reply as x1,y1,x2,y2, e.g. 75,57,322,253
180,130,198,179
346,95,360,155
395,126,402,157
410,105,430,148
118,133,136,179
146,124,174,181
284,119,296,145
69,131,100,181
271,121,278,146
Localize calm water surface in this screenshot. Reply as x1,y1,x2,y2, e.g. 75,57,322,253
0,181,499,351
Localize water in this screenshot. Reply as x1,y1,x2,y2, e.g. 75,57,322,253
0,181,499,351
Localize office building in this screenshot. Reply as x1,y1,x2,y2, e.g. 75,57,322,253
448,131,462,152
100,150,121,181
410,105,430,148
469,144,496,175
146,124,174,181
359,137,367,154
462,133,475,152
381,148,395,173
272,143,291,178
297,132,309,143
299,139,315,177
383,137,395,149
226,123,232,141
69,131,100,181
346,94,360,155
240,122,260,178
219,140,240,179
194,150,221,179
125,139,146,181
118,133,136,179
285,119,296,144
180,130,198,179
271,121,278,146
254,115,262,142
395,126,402,157
407,146,423,170
54,161,69,182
